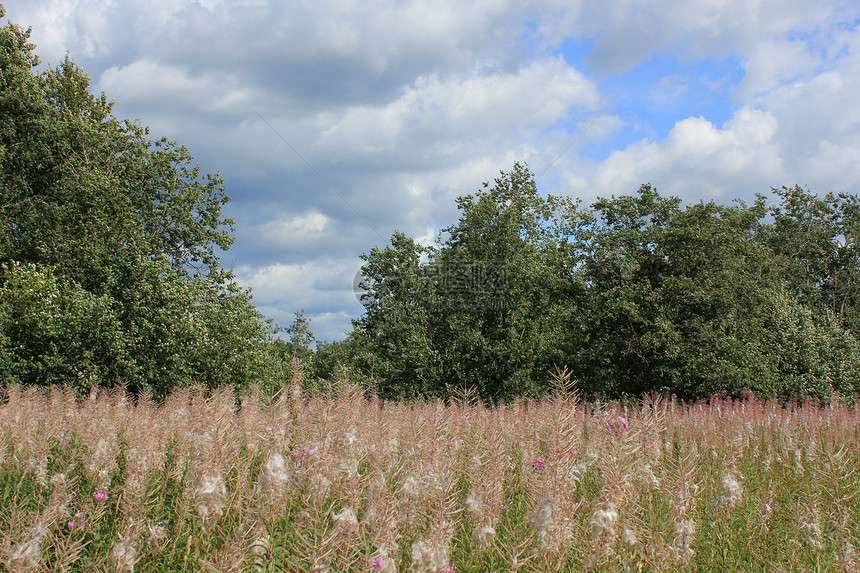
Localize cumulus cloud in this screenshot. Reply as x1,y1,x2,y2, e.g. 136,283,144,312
2,0,859,341
98,59,250,116
589,108,782,200
311,57,601,165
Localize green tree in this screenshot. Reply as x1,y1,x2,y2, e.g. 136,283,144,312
765,185,860,331
353,231,440,398
571,185,860,400
0,8,278,398
353,164,579,401
429,162,574,400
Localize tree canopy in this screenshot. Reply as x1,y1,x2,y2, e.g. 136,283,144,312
351,163,860,402
0,7,282,398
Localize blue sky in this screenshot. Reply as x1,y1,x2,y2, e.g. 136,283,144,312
3,0,860,342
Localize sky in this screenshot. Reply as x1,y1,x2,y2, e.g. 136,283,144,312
3,0,860,343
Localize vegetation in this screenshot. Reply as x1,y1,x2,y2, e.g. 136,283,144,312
349,164,860,402
0,6,284,399
3,5,860,404
1,380,859,572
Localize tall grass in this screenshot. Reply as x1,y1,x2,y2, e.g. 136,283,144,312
0,376,858,572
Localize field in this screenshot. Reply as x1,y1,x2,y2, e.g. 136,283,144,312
1,375,859,572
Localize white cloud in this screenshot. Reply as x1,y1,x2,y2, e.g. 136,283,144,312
98,59,250,116
735,38,822,98
590,108,782,200
311,57,602,163
252,212,329,248
3,0,860,343
237,257,363,340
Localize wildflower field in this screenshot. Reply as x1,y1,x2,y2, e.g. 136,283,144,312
1,378,859,573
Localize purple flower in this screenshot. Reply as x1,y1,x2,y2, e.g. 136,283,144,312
93,491,108,501
369,557,384,569
532,457,545,472
609,415,629,436
291,447,312,463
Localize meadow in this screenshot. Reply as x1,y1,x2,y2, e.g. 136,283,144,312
1,372,858,572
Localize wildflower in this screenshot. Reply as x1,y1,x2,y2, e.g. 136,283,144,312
194,474,227,520
839,542,857,570
290,447,312,463
307,474,331,498
146,521,168,546
94,490,109,501
291,357,301,365
720,472,743,508
428,416,436,423
531,496,571,553
590,503,618,539
464,493,483,515
566,461,589,484
109,537,138,572
411,522,455,573
671,519,696,562
476,525,496,551
532,457,545,472
636,463,660,489
250,535,270,572
622,525,640,547
402,474,421,498
366,545,398,573
258,453,293,494
10,538,42,570
333,506,359,532
67,515,85,531
411,538,450,573
800,513,824,551
608,415,628,436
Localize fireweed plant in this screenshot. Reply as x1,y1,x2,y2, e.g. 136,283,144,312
0,374,859,572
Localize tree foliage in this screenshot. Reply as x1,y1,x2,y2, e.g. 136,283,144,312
351,164,860,402
0,8,280,398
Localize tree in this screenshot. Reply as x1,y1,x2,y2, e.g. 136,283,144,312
765,185,860,331
0,8,278,398
353,231,441,398
428,163,574,400
353,164,578,401
570,185,860,400
349,166,860,402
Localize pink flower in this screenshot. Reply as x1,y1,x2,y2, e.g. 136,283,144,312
532,457,545,472
608,415,629,436
291,447,312,463
369,557,384,569
291,357,301,365
93,491,108,501
428,416,436,423
68,515,85,530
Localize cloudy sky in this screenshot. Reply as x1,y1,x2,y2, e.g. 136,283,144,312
4,0,859,342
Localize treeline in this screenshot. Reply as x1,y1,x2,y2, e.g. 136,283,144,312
316,163,860,402
3,7,860,403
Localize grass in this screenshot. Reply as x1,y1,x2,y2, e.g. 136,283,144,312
0,377,858,572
